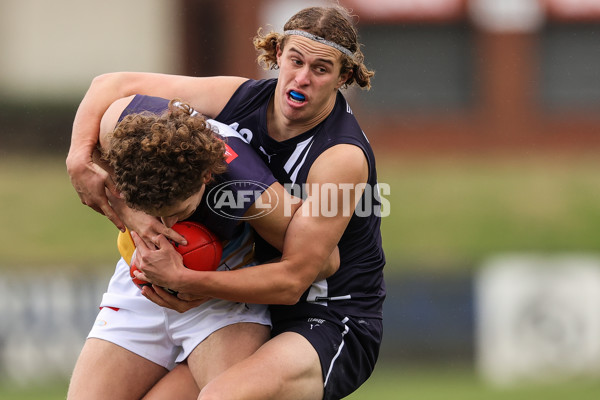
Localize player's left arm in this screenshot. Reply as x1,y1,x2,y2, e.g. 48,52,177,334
136,144,367,305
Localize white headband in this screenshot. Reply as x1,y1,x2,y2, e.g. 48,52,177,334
284,30,354,59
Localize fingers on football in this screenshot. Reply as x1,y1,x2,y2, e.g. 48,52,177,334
164,227,188,246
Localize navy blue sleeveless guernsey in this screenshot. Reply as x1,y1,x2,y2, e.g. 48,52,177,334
217,79,386,319
119,95,277,241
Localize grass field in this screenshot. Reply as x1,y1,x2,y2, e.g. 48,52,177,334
2,153,600,398
376,153,600,269
1,365,599,399
0,155,118,270
2,153,600,272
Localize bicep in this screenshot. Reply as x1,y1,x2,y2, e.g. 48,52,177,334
281,145,368,271
119,74,247,118
246,182,301,251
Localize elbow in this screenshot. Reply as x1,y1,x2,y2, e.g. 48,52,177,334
278,275,313,305
279,295,301,306
90,72,117,87
275,257,324,305
90,72,127,92
91,72,141,96
279,291,302,305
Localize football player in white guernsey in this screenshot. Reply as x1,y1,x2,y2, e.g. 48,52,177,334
67,6,384,400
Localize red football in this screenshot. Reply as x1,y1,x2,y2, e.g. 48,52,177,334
130,257,149,288
130,221,222,289
170,221,223,271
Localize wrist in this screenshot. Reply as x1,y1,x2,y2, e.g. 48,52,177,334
177,268,208,296
66,145,94,174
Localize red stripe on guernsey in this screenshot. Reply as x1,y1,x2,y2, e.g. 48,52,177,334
224,143,238,164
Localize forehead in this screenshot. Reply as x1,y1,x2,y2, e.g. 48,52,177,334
153,193,199,218
155,202,186,217
283,35,343,64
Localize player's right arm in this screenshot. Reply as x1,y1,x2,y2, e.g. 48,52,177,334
133,144,364,305
67,72,247,230
245,185,340,280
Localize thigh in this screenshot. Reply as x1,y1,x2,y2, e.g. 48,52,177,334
67,338,168,400
271,311,383,399
198,331,324,400
143,362,199,400
169,300,270,366
188,322,271,389
143,321,270,399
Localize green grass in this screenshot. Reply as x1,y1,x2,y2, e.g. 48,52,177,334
345,364,600,400
2,365,599,400
4,154,600,396
378,153,600,270
2,153,600,272
0,381,69,400
0,155,119,271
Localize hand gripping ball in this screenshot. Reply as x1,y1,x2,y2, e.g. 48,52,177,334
130,221,223,289
170,221,223,271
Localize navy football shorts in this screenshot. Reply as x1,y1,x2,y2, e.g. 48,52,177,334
271,306,383,400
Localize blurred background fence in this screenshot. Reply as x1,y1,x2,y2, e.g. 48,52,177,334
2,0,600,397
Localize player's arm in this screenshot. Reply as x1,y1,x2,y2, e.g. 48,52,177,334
93,95,137,200
244,183,300,252
245,182,340,280
264,144,365,301
67,72,247,230
96,96,187,247
134,144,366,304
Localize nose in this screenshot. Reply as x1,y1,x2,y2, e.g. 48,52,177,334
161,216,178,228
295,66,310,86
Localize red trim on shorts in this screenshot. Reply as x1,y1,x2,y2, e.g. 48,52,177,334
100,306,120,312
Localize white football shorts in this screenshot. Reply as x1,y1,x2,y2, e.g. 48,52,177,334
88,250,270,370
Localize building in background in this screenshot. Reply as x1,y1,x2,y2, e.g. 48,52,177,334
1,0,599,154
0,0,182,101
178,0,600,153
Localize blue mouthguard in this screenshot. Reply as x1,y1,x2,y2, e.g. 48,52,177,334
290,91,305,101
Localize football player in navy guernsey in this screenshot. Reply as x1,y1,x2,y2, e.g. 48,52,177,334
68,95,340,400
66,5,385,400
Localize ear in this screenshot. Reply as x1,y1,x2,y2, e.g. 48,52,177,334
336,70,352,90
203,172,212,184
276,43,282,66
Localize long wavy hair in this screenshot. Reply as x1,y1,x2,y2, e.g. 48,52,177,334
253,5,374,89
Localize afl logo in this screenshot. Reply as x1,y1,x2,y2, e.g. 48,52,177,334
206,180,278,220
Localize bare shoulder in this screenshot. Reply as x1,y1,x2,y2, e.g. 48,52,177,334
99,95,136,149
308,144,368,184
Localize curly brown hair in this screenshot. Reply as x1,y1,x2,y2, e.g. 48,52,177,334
102,99,227,215
253,5,374,89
